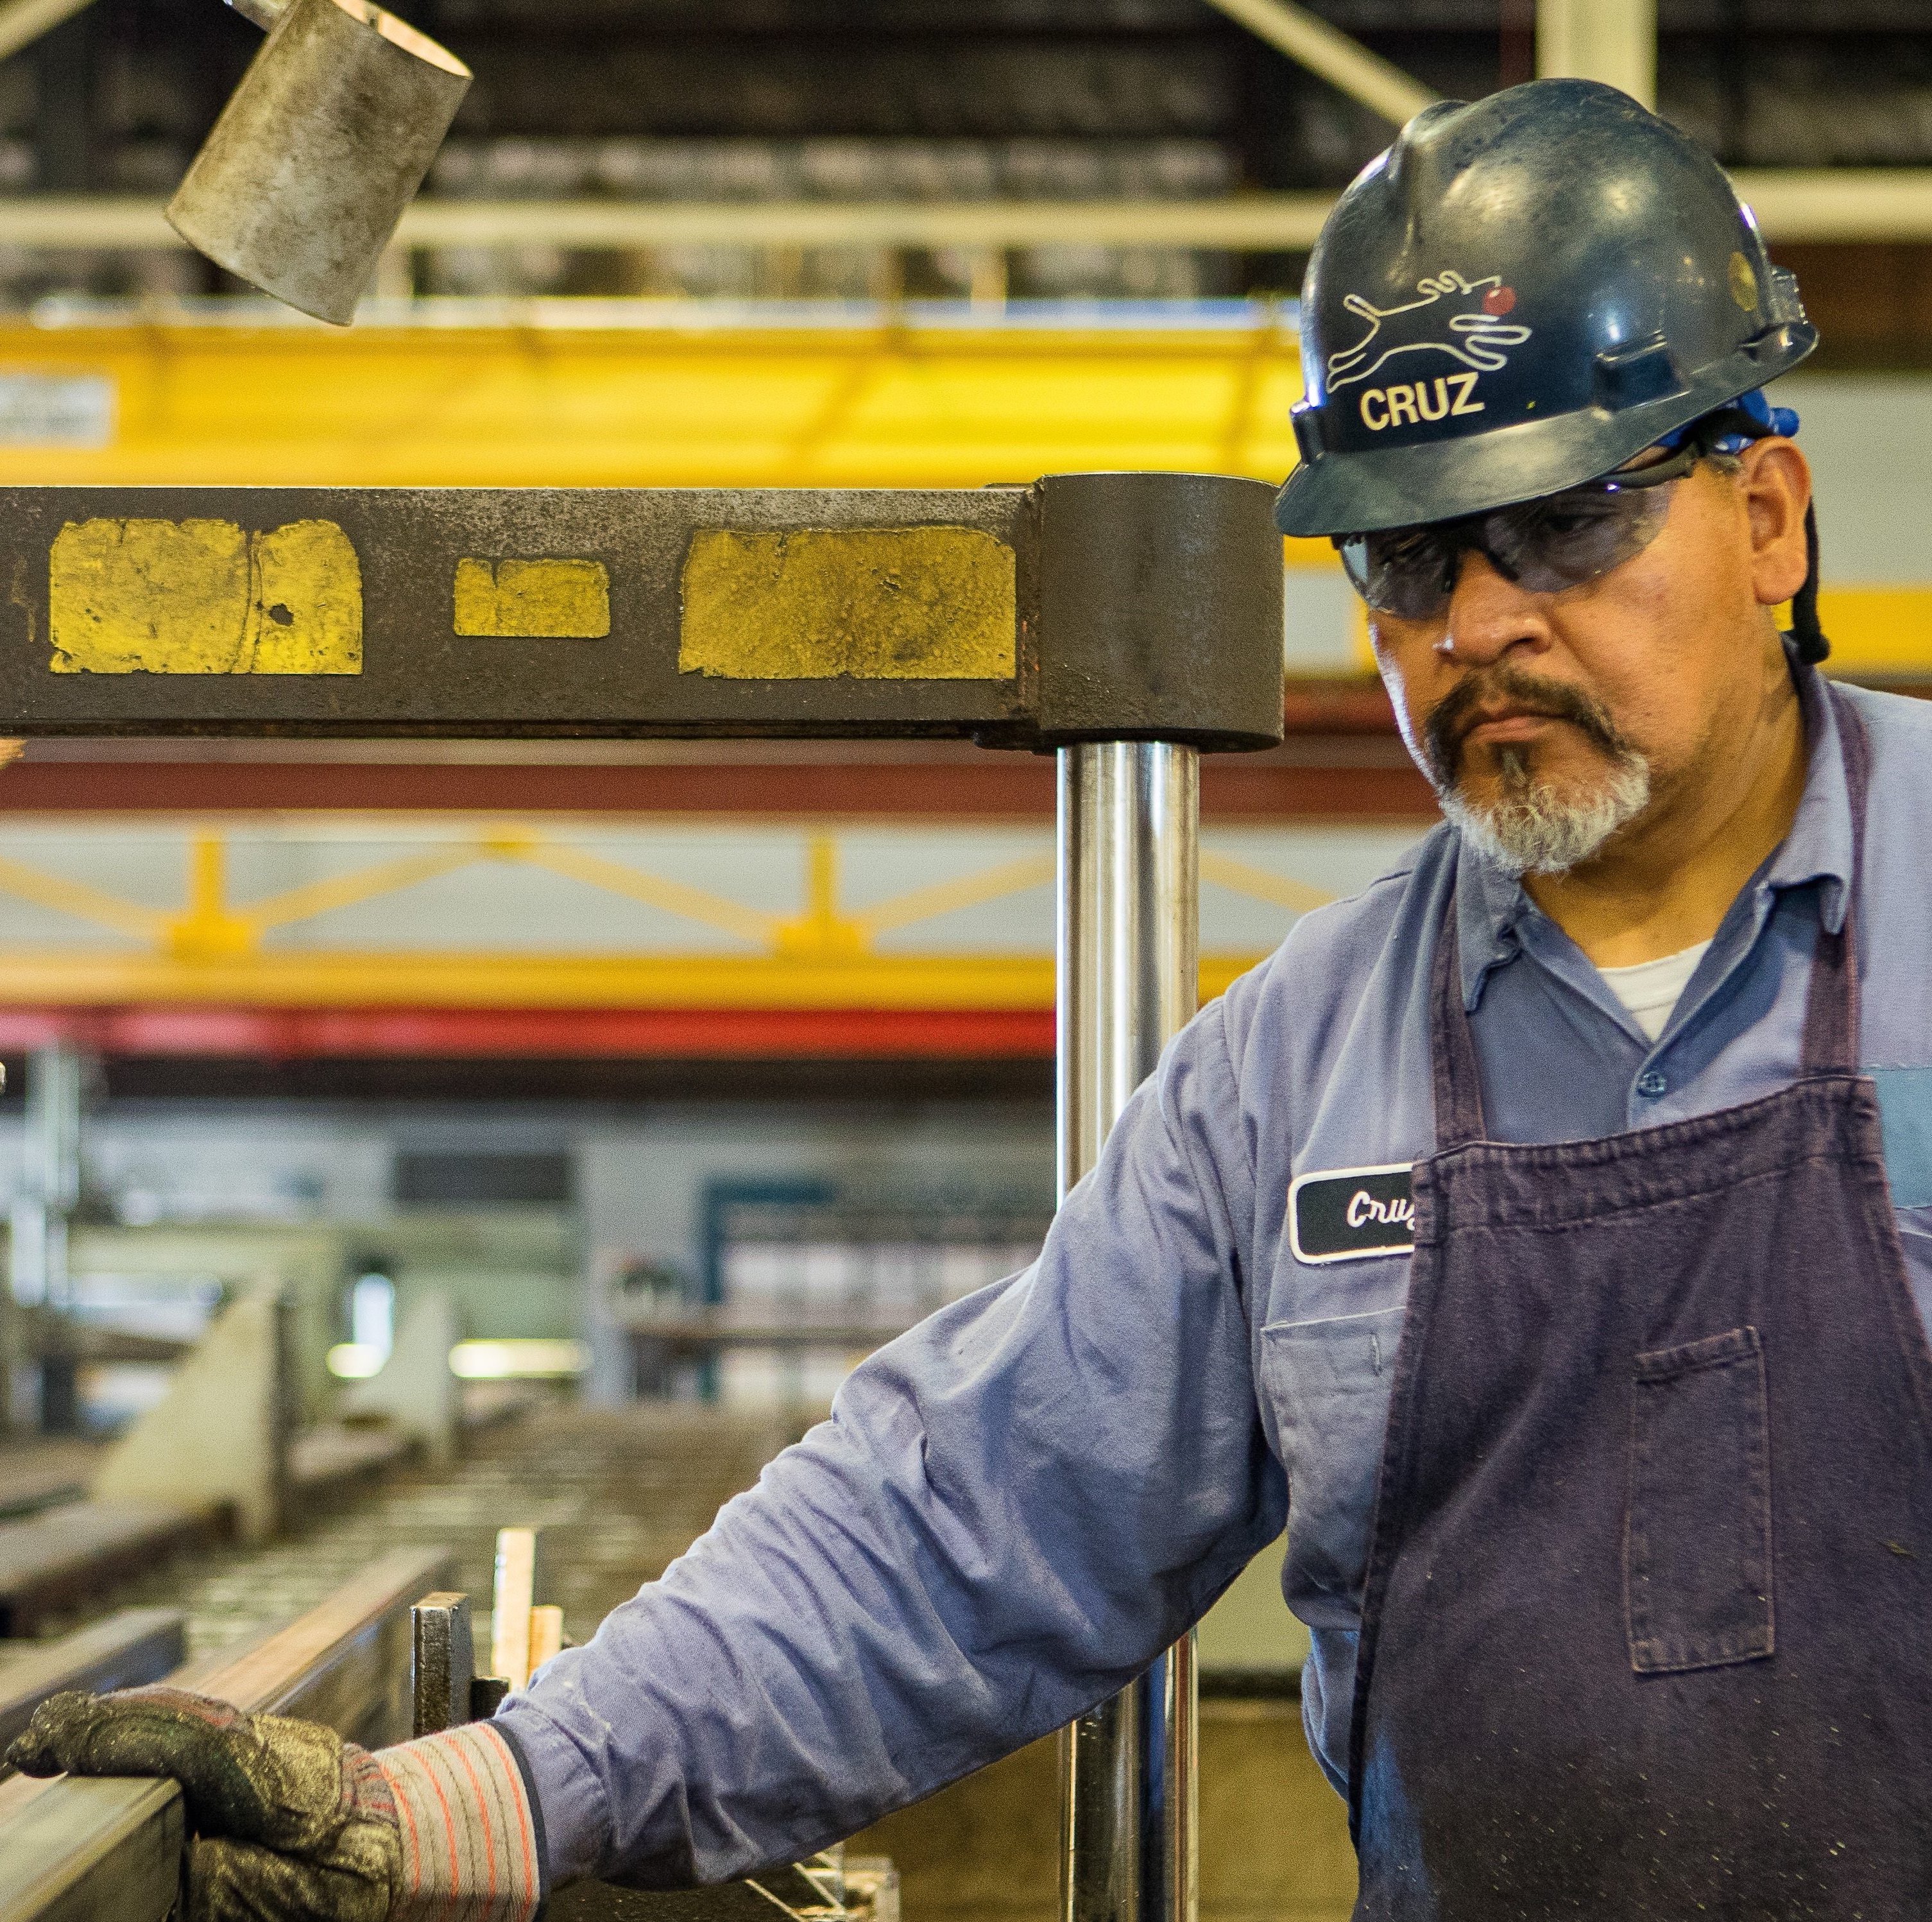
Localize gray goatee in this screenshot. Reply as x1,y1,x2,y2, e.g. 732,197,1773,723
1439,744,1652,877
1421,665,1652,877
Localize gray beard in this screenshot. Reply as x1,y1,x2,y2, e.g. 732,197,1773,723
1440,744,1653,877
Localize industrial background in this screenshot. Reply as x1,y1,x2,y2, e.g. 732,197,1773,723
0,5,1926,1920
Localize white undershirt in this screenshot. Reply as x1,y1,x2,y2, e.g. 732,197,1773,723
1596,940,1712,1043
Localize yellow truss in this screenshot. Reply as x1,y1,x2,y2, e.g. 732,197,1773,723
0,829,1318,1008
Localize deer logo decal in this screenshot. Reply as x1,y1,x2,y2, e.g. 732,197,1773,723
1326,271,1532,390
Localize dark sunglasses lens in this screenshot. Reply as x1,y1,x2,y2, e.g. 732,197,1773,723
1485,484,1673,594
1340,531,1455,619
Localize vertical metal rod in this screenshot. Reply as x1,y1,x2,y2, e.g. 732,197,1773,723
8,1042,83,1433
1057,739,1200,1922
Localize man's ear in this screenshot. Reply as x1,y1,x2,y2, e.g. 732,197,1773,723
1738,437,1812,609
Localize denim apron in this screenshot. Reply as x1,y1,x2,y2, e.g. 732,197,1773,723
1347,692,1932,1918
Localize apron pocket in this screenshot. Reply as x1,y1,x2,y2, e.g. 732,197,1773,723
1625,1324,1774,1674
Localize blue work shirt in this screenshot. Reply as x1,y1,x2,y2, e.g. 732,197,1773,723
500,663,1932,1886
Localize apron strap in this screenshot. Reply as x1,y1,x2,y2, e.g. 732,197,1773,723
1431,893,1489,1150
1431,673,1872,1147
1802,682,1871,1076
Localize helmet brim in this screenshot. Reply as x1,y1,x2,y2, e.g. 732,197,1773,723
1274,325,1817,538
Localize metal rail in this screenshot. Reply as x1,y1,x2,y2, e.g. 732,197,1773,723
0,1609,186,1754
0,1544,454,1922
0,174,1928,248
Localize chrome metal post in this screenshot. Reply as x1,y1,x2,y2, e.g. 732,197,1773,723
1057,739,1200,1922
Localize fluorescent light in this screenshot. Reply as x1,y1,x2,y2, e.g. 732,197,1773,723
449,1339,591,1380
327,1341,386,1379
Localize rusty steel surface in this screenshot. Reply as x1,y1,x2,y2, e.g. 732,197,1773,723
0,1610,187,1755
410,1590,476,1738
0,475,1285,750
0,1543,452,1922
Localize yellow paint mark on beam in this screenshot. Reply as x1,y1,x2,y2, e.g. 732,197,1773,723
48,518,361,674
251,522,364,673
454,557,611,639
680,526,1016,681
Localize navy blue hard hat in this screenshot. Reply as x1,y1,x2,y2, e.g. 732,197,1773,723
1275,78,1817,540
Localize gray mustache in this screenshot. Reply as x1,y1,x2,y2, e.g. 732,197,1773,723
1424,667,1630,786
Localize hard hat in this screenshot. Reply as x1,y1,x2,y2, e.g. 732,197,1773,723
1275,78,1816,543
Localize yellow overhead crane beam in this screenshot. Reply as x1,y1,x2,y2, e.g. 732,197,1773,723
0,307,1305,492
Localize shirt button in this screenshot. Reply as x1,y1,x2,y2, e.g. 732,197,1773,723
1636,1069,1668,1099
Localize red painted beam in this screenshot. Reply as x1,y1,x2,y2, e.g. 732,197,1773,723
0,1005,1059,1059
0,753,1433,819
0,684,1436,818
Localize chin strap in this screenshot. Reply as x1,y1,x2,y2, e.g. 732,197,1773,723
1790,498,1829,665
1684,397,1828,666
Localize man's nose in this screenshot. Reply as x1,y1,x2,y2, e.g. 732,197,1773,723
1439,549,1554,666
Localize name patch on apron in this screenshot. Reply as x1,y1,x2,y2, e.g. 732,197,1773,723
1288,1163,1415,1264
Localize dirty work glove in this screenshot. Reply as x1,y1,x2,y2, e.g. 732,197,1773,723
6,1686,543,1922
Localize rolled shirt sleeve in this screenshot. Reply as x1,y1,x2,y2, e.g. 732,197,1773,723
497,987,1288,1889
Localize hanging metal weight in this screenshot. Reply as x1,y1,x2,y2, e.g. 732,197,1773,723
168,0,470,325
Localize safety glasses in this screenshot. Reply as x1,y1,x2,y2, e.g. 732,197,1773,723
1335,438,1702,621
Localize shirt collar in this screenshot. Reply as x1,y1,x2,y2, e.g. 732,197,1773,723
1453,655,1853,1013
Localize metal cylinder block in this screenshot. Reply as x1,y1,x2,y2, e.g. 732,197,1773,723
167,0,470,325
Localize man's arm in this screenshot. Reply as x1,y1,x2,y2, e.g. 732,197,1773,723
503,987,1288,1887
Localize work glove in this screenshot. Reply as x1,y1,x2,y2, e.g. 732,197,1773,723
6,1685,543,1922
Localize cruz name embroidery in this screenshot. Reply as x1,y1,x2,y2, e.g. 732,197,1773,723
1358,373,1484,431
1347,1187,1415,1231
1289,1162,1417,1265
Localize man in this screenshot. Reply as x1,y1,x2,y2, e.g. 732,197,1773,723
15,77,1932,1919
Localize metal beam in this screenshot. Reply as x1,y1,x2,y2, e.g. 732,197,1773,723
1727,169,1932,243
0,476,1285,750
4,178,1930,250
0,0,94,67
0,194,1342,252
1197,0,1436,127
1536,0,1656,110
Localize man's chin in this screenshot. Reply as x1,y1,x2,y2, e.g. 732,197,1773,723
1440,756,1654,877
